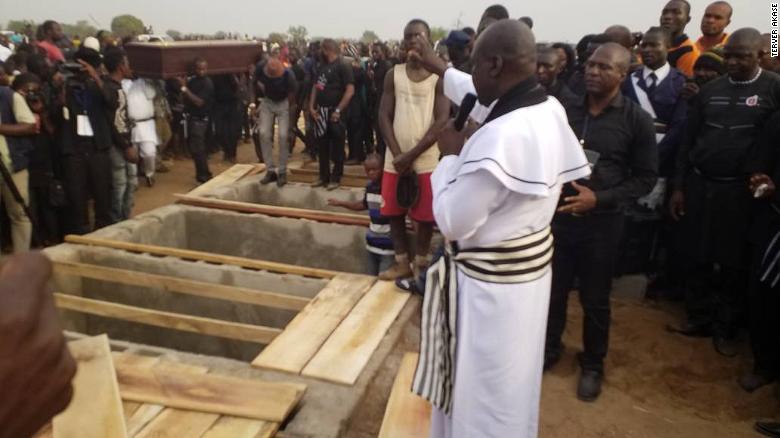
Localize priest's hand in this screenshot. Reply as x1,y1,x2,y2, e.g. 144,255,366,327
750,173,776,199
437,119,467,157
557,181,597,214
407,35,447,77
669,189,685,221
681,81,700,101
0,252,77,438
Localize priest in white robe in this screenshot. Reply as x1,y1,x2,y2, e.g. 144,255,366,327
407,20,591,438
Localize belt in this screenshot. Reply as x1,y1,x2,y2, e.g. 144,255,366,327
131,116,155,123
693,167,744,183
412,226,554,414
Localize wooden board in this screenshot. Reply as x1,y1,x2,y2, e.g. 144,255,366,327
302,281,410,385
114,360,306,422
54,261,310,311
252,274,376,374
202,417,278,438
53,335,128,438
135,408,220,438
175,194,371,227
187,164,264,197
64,235,345,279
55,293,282,344
288,167,368,188
378,353,431,438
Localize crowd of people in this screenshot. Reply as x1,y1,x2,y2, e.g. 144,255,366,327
1,0,780,436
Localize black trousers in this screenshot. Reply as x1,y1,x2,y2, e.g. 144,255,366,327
683,263,747,337
347,108,367,162
29,181,62,246
214,102,241,159
749,256,780,377
188,119,212,182
317,120,346,183
62,151,112,235
546,212,625,373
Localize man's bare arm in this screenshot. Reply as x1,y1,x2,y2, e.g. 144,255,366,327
378,69,403,158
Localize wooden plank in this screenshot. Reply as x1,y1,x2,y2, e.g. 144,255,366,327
288,167,367,188
122,402,142,420
252,274,376,374
116,354,211,437
54,261,310,311
202,417,279,438
135,408,219,438
302,281,410,385
55,293,282,344
53,335,128,438
187,164,264,197
114,360,306,422
175,194,371,227
378,353,431,438
64,235,345,279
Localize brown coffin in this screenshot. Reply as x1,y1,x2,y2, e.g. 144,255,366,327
125,41,262,79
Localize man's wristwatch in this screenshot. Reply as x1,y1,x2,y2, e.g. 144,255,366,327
180,86,188,93
334,108,341,115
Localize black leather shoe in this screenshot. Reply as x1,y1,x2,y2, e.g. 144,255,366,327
739,372,774,393
395,277,422,295
276,173,287,187
713,336,738,358
577,370,603,402
544,351,561,371
665,322,712,338
756,421,780,437
260,172,277,185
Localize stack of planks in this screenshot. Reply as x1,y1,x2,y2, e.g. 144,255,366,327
252,278,411,386
37,335,305,438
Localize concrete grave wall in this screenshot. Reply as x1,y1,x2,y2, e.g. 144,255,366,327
207,175,365,213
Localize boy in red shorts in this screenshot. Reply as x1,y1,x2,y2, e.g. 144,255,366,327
377,19,450,280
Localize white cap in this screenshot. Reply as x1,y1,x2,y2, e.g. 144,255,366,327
83,36,100,52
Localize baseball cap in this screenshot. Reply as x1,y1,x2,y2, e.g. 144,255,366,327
442,31,471,49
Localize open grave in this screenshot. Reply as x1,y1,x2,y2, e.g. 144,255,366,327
45,195,418,437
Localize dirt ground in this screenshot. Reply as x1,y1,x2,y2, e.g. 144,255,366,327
134,140,777,437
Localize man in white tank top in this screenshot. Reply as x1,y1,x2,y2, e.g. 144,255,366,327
377,19,450,281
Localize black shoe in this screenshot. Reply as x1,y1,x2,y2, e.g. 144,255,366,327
577,370,603,402
543,350,561,371
196,174,213,184
756,421,780,437
395,277,422,295
326,181,341,191
311,179,326,188
260,172,278,185
276,173,287,187
738,372,775,393
666,322,712,338
713,336,739,358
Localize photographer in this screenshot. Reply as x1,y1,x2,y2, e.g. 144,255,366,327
0,72,38,254
55,46,114,235
14,73,65,246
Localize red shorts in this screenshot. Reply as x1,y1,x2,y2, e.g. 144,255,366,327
380,171,434,223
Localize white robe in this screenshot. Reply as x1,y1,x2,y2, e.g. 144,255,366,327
428,69,590,438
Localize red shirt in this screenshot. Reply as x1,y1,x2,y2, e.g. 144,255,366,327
36,40,64,63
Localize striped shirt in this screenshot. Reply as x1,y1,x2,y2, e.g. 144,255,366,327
364,181,394,255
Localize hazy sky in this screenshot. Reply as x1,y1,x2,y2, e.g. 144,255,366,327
0,0,772,43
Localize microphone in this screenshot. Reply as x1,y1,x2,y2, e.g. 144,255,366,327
454,93,477,131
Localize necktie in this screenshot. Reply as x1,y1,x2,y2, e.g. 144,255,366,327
644,72,657,94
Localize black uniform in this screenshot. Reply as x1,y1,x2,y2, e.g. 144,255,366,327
184,75,215,182
546,92,658,374
674,70,780,337
55,77,114,235
747,111,780,380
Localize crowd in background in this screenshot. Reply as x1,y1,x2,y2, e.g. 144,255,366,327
3,1,780,434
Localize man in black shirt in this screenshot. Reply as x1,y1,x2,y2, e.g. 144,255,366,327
537,46,577,107
308,39,355,190
545,43,658,402
255,58,297,187
56,46,116,234
212,74,241,163
368,42,393,156
177,58,214,183
669,28,780,357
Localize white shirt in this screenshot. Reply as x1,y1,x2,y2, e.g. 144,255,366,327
642,62,671,85
0,45,11,62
